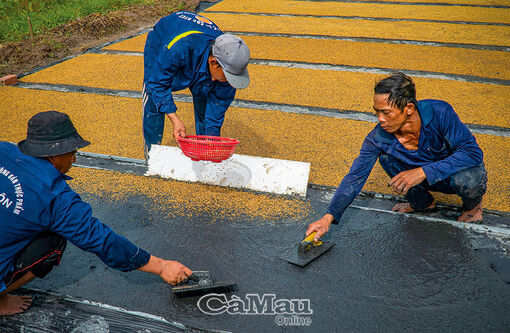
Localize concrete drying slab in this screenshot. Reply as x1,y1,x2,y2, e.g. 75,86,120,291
202,12,510,46
104,33,510,81
0,86,508,212
18,55,510,128
147,145,311,196
2,166,509,332
207,0,510,24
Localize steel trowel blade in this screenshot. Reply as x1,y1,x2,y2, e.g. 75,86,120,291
280,241,335,267
172,281,236,297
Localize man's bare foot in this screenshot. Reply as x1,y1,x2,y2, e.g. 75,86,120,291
457,201,483,223
0,294,32,316
392,201,436,213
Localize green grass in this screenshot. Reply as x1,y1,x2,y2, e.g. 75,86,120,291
0,0,155,43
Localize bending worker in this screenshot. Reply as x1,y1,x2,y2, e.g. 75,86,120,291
307,73,487,240
143,10,250,156
0,111,192,316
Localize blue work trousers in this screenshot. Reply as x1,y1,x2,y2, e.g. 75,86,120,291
379,154,487,211
142,88,209,157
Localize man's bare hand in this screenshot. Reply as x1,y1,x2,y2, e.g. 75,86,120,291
137,255,192,285
167,113,186,142
158,260,193,285
306,214,334,241
388,167,426,195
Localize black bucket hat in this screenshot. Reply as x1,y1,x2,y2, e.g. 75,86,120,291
18,111,90,157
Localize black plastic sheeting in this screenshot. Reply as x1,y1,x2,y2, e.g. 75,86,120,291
0,290,195,333
2,187,510,332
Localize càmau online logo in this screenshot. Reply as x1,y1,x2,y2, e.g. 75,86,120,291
197,293,313,316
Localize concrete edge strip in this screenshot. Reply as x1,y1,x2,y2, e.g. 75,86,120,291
14,82,510,138
308,183,509,217
77,150,146,165
294,0,510,9
350,205,510,237
71,151,510,237
205,10,510,27
251,59,510,86
90,49,510,86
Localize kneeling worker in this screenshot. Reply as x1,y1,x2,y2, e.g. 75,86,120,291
307,73,487,240
143,11,250,156
0,111,192,316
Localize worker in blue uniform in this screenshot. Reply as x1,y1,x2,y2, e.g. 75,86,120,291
143,11,250,157
307,73,487,241
0,111,192,316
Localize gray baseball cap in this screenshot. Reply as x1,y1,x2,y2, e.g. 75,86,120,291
212,34,250,89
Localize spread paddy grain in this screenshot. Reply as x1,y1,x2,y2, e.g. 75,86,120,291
1,86,508,212
203,12,510,47
207,0,510,25
68,167,314,223
104,33,510,81
19,55,510,128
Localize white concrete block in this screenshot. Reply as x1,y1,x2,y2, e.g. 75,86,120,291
146,145,311,196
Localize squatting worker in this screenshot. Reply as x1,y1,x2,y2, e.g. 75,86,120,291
0,111,192,316
307,73,487,241
143,11,250,156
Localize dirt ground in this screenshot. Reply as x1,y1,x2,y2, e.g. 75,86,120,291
0,0,201,78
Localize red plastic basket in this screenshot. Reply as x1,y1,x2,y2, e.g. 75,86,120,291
177,135,240,162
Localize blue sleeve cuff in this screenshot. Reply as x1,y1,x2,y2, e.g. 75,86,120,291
0,281,6,293
158,101,178,114
123,247,151,272
326,193,353,224
422,165,440,185
325,208,340,225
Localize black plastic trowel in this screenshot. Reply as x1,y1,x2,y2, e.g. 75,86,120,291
171,271,236,296
280,231,335,267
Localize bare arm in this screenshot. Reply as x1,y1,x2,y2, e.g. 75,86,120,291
137,255,192,285
167,113,186,143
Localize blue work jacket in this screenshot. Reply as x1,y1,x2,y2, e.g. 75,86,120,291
327,99,484,223
0,142,150,293
144,11,236,136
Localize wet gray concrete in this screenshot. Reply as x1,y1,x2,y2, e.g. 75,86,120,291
4,186,510,332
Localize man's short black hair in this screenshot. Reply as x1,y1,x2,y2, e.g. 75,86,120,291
374,72,417,110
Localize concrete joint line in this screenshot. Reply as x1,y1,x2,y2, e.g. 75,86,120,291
77,151,145,165
350,205,510,237
295,0,510,9
89,50,510,85
250,59,510,86
52,150,510,230
206,11,510,27
94,50,143,57
14,82,510,138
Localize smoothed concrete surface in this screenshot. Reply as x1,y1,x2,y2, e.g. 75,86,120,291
4,167,508,332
